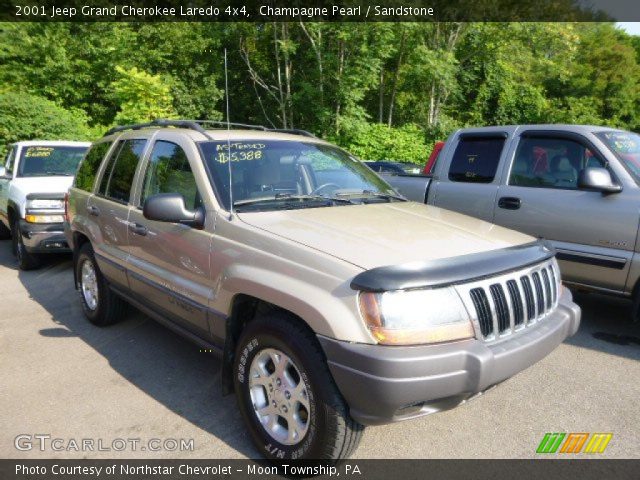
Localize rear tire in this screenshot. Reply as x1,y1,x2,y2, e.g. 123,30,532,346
75,243,127,326
632,284,640,323
233,312,364,461
12,219,40,270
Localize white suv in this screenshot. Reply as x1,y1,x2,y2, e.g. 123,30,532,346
0,140,90,269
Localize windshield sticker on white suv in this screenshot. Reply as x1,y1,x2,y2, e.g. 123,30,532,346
25,146,54,158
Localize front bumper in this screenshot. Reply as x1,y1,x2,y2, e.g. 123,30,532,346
318,291,581,426
18,220,70,253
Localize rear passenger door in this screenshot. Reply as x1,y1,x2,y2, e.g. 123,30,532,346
88,138,147,288
430,133,507,222
127,137,212,338
493,131,636,292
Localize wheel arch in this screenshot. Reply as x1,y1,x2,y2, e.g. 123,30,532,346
221,293,319,396
72,232,91,289
7,200,19,226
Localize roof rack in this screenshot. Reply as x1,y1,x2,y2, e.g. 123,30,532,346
103,119,316,138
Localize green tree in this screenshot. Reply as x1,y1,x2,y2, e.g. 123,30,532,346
333,122,428,163
0,91,97,158
110,66,177,124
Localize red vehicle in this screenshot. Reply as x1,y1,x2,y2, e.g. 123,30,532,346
423,141,445,174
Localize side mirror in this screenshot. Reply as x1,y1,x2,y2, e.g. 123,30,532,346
578,167,622,194
143,193,204,228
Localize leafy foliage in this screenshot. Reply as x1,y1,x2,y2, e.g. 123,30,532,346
0,21,638,163
110,66,177,124
0,91,96,158
332,122,428,163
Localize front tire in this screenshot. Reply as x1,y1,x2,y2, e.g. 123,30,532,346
0,220,10,240
75,243,126,326
12,219,40,270
234,312,364,461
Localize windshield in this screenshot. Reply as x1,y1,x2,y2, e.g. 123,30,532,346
17,145,88,177
199,140,400,211
596,131,640,184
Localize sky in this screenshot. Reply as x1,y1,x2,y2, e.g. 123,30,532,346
617,22,640,36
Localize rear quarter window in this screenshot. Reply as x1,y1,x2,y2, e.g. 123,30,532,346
448,136,505,183
74,142,112,192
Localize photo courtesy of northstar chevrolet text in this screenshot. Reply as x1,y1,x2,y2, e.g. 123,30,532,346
0,0,639,477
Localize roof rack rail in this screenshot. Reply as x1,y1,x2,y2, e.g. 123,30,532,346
103,119,210,136
177,119,269,131
267,128,316,138
103,119,316,138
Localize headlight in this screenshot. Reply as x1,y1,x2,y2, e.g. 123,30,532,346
358,288,474,345
25,197,65,223
26,198,64,210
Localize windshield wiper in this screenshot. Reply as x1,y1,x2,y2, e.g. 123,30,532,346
334,190,407,202
234,193,339,208
44,172,73,176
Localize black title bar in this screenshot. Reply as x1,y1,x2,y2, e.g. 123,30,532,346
1,0,638,22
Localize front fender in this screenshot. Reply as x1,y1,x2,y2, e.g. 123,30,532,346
214,264,373,344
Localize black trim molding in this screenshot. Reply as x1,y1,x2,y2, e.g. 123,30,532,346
350,240,555,292
556,251,626,270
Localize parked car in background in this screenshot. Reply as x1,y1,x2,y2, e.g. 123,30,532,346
364,160,421,175
65,119,579,461
423,140,445,174
0,140,90,269
382,125,640,320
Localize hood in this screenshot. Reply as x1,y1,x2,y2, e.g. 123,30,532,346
238,202,534,270
11,176,74,195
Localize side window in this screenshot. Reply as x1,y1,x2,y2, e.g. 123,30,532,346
448,137,505,183
98,139,146,203
510,137,605,190
3,147,16,175
74,142,112,192
140,141,201,210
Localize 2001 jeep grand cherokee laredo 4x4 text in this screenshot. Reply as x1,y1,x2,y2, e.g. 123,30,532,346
64,120,581,461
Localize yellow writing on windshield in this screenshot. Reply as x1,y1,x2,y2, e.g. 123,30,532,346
25,147,54,158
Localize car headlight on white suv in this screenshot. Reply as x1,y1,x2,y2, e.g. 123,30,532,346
25,198,65,223
358,288,474,345
26,198,65,210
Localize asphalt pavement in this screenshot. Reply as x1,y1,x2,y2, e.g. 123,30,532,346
1,243,638,459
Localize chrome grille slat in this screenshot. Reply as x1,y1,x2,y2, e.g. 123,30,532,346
548,266,558,304
520,276,535,322
458,259,560,343
506,279,524,327
470,288,493,337
490,284,510,333
532,271,545,315
541,268,552,309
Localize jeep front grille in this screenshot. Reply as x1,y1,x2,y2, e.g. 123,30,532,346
455,259,560,342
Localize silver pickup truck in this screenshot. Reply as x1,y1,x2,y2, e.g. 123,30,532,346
384,125,640,320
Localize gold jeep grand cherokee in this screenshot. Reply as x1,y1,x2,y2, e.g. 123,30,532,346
65,120,581,461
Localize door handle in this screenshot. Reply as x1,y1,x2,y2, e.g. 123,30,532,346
129,223,148,236
87,205,100,216
498,196,521,210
